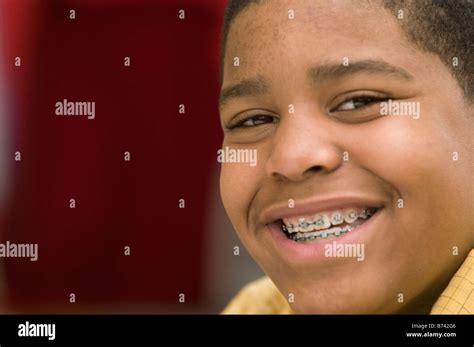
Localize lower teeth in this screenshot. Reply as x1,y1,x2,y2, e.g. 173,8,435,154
289,225,355,242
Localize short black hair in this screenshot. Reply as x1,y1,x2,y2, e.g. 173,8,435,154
220,0,473,101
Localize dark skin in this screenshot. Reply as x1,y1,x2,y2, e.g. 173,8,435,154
219,0,473,313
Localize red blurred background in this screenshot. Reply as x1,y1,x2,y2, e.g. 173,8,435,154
0,0,263,313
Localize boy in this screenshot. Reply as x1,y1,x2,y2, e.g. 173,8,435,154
218,0,473,314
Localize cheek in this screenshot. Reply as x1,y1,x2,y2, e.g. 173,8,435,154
359,117,455,195
356,116,471,243
219,162,262,231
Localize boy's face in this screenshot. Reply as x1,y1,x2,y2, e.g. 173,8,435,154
219,0,473,313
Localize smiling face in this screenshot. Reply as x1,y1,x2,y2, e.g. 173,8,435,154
218,0,473,313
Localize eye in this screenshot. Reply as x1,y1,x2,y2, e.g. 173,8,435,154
229,114,277,129
334,96,386,112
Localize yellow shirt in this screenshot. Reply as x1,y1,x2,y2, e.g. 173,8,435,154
223,249,473,314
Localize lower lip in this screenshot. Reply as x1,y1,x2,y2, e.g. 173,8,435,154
266,210,382,264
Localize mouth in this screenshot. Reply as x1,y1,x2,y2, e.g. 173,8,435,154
277,207,379,243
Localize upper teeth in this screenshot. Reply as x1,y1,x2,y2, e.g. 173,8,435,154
282,208,376,234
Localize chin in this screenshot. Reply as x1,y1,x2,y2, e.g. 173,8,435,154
274,271,394,314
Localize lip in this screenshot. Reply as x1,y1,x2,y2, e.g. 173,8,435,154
260,195,385,225
266,207,383,264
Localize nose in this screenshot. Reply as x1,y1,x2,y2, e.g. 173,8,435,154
265,111,343,183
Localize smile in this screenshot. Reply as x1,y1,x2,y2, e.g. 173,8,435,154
280,208,378,242
260,197,385,263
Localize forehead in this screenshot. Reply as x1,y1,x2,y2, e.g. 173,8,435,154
223,0,416,84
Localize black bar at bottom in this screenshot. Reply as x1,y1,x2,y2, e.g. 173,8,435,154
0,314,471,345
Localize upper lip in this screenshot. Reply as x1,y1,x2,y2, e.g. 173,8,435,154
260,195,385,225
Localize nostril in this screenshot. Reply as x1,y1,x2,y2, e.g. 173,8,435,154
304,165,326,175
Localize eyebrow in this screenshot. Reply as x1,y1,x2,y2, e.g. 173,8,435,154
219,76,268,110
308,59,414,83
219,60,413,110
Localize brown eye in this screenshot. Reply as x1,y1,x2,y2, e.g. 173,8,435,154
335,96,385,111
232,115,277,128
